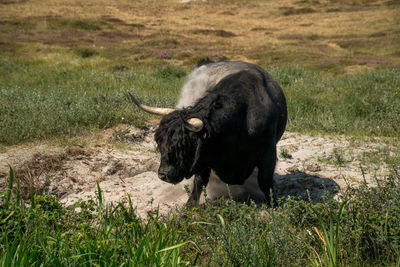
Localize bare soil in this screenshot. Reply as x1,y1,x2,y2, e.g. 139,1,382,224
0,124,392,217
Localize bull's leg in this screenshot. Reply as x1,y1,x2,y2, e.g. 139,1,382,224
257,146,277,205
186,168,211,206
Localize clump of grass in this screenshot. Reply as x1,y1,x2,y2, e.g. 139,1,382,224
279,148,292,159
318,148,353,167
155,65,186,79
74,47,98,58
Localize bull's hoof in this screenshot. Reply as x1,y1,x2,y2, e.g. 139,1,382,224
184,198,199,208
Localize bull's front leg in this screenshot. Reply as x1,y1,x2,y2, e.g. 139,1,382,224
186,168,211,206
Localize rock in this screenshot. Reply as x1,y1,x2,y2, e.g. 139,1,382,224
306,163,321,172
286,165,300,173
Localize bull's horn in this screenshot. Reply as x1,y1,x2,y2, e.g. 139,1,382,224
128,91,174,116
184,118,204,132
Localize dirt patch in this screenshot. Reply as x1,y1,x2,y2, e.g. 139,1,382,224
0,125,394,217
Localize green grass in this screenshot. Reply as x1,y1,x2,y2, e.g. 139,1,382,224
0,57,399,145
269,65,400,137
0,57,185,144
1,167,399,266
0,167,193,266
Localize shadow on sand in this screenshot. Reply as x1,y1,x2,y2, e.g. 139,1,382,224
204,169,340,205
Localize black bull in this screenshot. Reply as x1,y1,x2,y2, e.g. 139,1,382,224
129,61,287,206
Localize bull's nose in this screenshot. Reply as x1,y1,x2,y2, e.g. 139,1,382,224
158,173,169,182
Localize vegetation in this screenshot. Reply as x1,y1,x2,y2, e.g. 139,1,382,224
0,58,184,144
1,167,399,266
1,57,399,145
0,0,399,145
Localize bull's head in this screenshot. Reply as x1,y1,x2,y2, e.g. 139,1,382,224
128,91,205,184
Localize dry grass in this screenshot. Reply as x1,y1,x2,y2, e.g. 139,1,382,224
0,0,399,72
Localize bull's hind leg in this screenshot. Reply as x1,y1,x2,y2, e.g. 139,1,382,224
257,146,277,205
186,168,211,207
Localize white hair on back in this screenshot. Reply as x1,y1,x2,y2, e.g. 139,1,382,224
176,61,253,108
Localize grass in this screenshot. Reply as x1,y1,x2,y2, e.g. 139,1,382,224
1,57,399,145
0,167,193,266
1,166,399,266
279,148,292,159
268,65,400,138
0,57,184,144
0,0,399,70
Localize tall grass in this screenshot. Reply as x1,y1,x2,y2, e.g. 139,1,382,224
1,167,399,266
0,167,193,266
1,57,399,145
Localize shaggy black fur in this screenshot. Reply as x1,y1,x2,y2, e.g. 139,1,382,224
154,61,287,205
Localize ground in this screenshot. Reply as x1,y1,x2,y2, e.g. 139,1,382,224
0,124,392,217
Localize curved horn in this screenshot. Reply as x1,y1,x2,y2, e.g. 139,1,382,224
128,91,174,116
183,118,204,132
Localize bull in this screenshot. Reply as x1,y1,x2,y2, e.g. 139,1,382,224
129,60,287,206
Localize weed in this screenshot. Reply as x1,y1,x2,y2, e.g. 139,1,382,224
310,200,348,267
318,148,353,167
279,148,292,159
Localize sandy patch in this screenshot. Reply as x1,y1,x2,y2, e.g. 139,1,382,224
0,125,392,217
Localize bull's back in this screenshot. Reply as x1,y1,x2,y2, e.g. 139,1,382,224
176,61,259,108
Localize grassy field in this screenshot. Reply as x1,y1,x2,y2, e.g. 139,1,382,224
0,0,399,145
1,0,400,265
0,0,399,71
1,58,399,145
